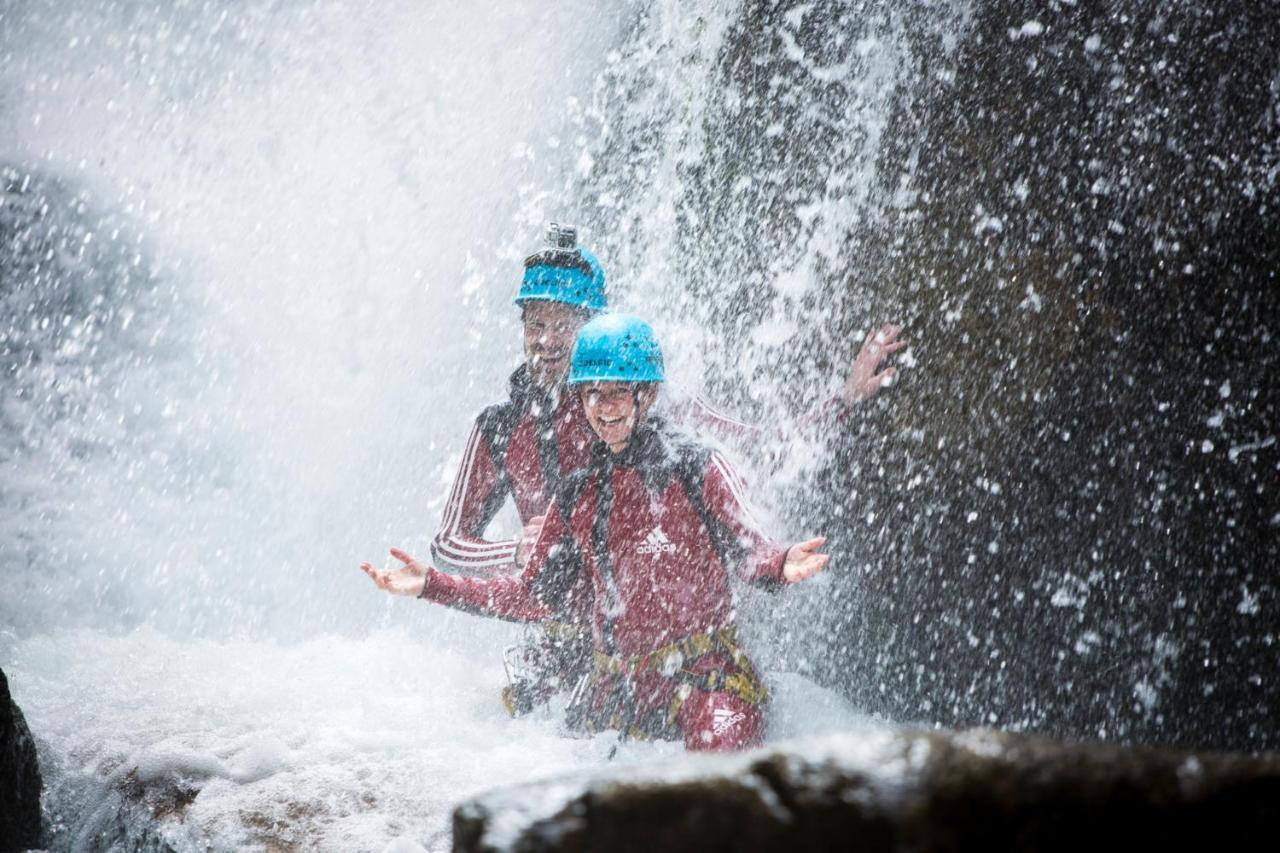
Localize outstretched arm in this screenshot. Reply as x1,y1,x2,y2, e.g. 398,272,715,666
700,451,827,587
667,322,906,465
361,505,571,622
783,321,908,434
360,547,552,621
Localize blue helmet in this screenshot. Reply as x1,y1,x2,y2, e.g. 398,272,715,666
568,314,665,385
515,223,607,312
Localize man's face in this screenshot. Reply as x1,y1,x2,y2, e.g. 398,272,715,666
579,382,656,451
522,301,589,391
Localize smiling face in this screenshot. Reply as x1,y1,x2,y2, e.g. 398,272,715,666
521,301,590,391
579,382,657,452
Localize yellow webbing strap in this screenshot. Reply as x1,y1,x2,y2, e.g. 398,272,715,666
536,620,588,642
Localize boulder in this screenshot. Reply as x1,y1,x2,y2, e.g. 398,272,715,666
1,667,43,852
454,727,1280,852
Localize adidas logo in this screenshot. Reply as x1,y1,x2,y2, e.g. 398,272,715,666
637,526,677,555
712,708,747,737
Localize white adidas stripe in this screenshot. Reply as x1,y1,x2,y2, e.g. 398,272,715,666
434,418,520,567
669,383,757,432
438,421,481,544
710,452,765,536
689,393,755,430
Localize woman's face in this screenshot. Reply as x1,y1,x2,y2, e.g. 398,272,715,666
579,382,654,451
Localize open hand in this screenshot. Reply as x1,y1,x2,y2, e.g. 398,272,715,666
360,547,428,597
515,514,545,569
840,322,906,405
783,536,829,583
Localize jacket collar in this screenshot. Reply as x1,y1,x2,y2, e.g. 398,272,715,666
508,363,563,415
592,416,687,493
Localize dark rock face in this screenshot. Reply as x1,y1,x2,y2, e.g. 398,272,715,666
576,0,1279,751
1,667,43,852
823,0,1280,755
453,727,1280,852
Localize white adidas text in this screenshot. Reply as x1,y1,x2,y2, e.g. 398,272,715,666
637,526,676,555
711,708,746,737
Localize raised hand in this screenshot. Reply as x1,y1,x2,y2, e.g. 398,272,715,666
783,536,829,583
840,322,906,405
515,514,546,569
360,547,429,597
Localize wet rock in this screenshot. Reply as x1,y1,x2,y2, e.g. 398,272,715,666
453,727,1280,852
577,0,1280,751
1,667,43,852
827,0,1280,752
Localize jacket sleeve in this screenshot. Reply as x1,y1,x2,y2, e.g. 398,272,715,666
430,416,519,573
667,386,853,472
418,502,569,622
701,451,789,589
670,390,767,446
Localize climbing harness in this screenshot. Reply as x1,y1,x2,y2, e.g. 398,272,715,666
577,626,768,740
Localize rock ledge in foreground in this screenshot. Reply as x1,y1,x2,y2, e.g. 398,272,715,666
1,666,43,852
453,727,1280,852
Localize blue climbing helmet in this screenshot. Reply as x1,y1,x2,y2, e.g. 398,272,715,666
514,222,607,312
568,314,665,385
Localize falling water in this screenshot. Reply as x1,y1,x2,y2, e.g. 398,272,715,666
3,0,1276,850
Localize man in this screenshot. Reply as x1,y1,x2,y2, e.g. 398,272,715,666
430,224,604,577
430,223,904,712
363,315,829,750
427,224,605,713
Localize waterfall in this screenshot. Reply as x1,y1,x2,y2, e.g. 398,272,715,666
564,0,1277,751
1,0,629,640
1,0,1275,849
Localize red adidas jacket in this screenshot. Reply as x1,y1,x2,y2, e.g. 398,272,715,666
431,365,842,574
419,421,789,655
430,366,594,571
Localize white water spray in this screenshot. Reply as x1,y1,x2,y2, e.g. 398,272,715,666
2,2,883,849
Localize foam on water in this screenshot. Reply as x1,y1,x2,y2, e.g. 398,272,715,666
6,621,871,851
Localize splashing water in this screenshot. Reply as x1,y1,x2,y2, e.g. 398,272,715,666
1,0,634,638
2,1,881,849
9,0,1273,848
